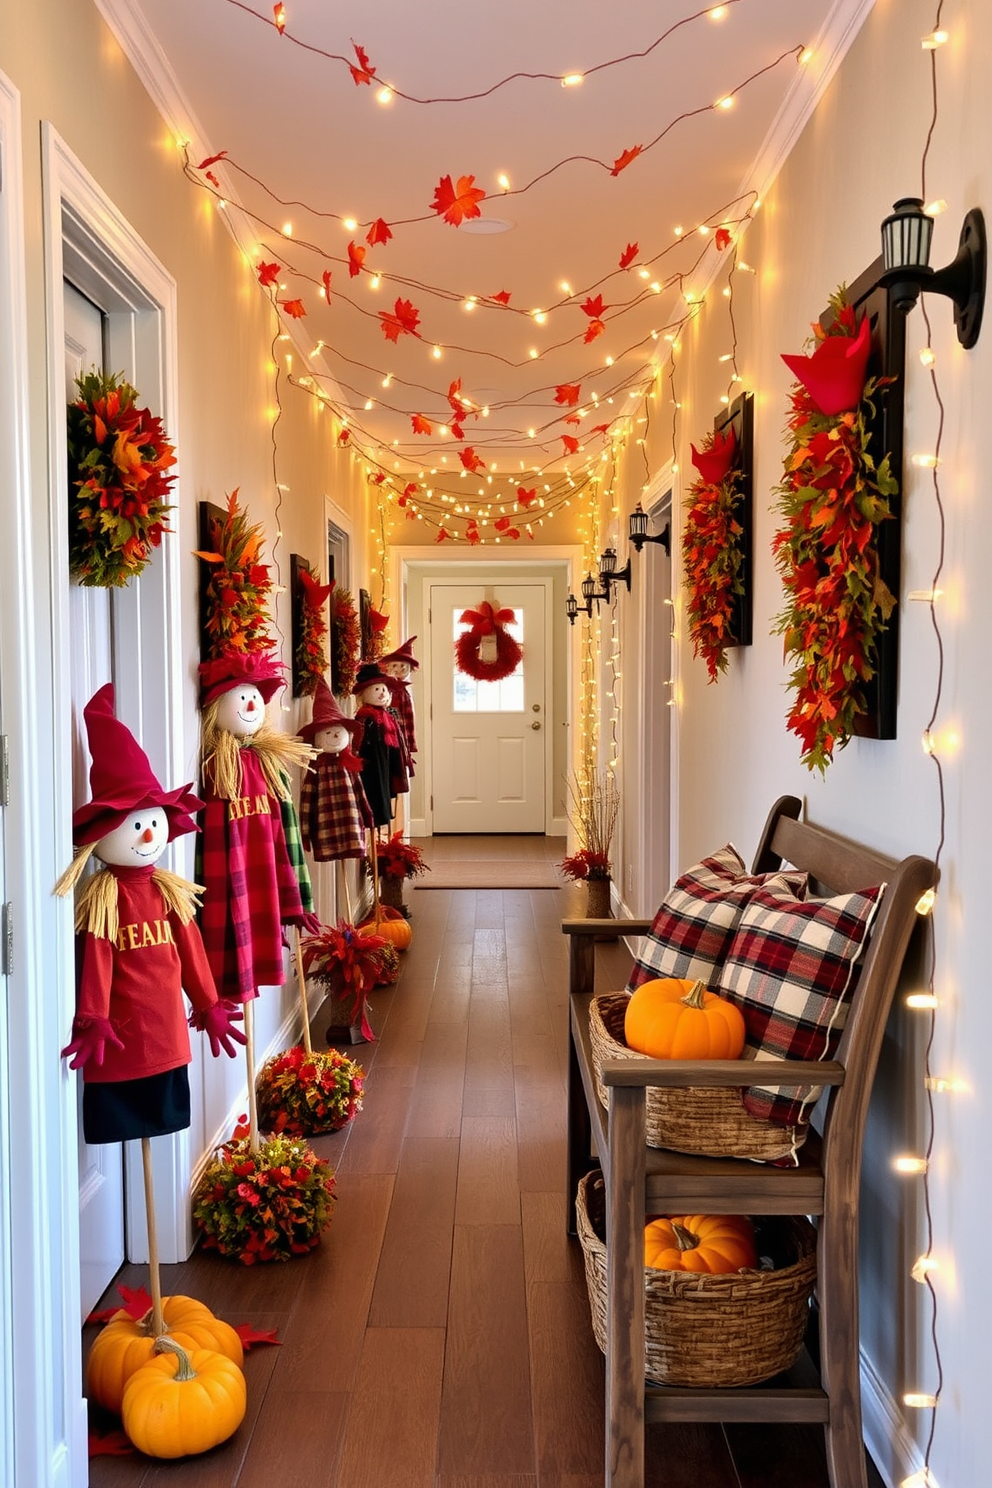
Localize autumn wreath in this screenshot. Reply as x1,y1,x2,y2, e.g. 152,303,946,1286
682,424,745,682
294,562,332,696
772,289,897,773
329,583,361,696
66,370,176,587
195,489,273,656
455,600,522,682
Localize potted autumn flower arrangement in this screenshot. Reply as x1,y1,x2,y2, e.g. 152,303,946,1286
300,919,395,1043
256,1045,365,1137
191,1118,336,1264
373,831,430,911
560,769,620,918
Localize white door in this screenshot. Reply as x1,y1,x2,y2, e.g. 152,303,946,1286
65,279,126,1316
429,581,548,833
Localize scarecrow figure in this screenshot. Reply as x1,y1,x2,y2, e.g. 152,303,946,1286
57,683,244,1144
353,661,404,828
198,649,318,1005
299,677,373,862
380,636,419,776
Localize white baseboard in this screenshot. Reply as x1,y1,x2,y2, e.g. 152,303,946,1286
409,816,427,837
549,815,567,837
861,1345,936,1488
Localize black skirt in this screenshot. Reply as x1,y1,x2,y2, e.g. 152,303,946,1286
82,1066,191,1145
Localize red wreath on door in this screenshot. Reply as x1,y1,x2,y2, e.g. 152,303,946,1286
454,601,523,682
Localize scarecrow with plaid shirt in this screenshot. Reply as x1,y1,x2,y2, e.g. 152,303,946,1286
298,677,373,861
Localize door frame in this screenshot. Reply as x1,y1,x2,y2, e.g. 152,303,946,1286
41,125,187,1290
389,546,582,838
636,463,680,901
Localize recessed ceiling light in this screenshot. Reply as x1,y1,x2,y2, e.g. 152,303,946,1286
460,218,515,235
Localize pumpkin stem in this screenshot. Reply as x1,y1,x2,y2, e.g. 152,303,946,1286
138,1306,156,1338
680,980,709,1010
153,1335,197,1381
670,1221,700,1252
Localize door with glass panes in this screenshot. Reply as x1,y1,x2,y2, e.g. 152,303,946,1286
428,581,547,833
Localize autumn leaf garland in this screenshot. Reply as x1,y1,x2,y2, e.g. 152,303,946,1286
682,425,745,683
772,289,897,774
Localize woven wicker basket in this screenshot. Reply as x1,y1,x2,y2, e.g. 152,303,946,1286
589,992,803,1162
576,1170,817,1387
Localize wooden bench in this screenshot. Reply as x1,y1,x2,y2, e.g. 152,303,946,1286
562,795,935,1488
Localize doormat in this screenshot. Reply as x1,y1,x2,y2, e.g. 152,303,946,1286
415,861,562,890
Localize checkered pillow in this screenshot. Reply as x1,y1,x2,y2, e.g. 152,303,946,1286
716,883,885,1129
626,846,809,993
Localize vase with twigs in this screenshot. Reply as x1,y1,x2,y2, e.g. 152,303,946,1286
560,768,620,918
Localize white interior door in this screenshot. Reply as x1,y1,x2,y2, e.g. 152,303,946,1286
64,279,126,1317
429,581,548,833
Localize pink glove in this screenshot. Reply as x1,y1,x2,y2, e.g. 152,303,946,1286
61,1016,125,1071
189,1000,247,1059
286,911,321,936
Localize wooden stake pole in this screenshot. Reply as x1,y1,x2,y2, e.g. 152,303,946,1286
294,926,313,1054
140,1138,165,1338
369,830,382,930
340,859,354,923
244,998,260,1154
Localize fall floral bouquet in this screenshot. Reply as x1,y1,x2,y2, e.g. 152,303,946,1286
375,832,430,881
301,920,394,1039
66,369,177,587
194,489,274,656
561,769,619,919
256,1044,365,1136
682,424,745,682
559,847,613,883
295,563,332,696
192,1121,336,1264
329,584,361,695
773,288,897,773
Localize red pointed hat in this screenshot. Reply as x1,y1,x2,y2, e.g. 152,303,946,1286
380,636,420,671
298,677,363,743
198,647,285,707
72,683,204,846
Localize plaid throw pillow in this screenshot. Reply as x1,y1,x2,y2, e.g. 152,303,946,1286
626,846,809,993
716,883,885,1129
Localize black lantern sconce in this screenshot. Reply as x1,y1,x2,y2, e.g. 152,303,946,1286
628,504,671,556
879,197,986,348
598,546,631,596
565,573,604,624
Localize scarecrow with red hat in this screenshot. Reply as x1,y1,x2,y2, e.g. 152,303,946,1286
352,661,406,826
198,648,317,1003
299,677,373,861
56,683,244,1144
380,636,419,775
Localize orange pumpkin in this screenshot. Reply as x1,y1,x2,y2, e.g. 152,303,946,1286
121,1339,246,1458
86,1294,244,1414
624,977,745,1060
644,1214,757,1273
358,906,413,952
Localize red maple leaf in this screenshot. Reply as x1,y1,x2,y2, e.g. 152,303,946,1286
379,297,421,342
564,414,581,426
411,414,433,435
611,145,642,176
715,227,732,251
460,446,487,473
347,242,366,278
516,486,537,508
561,434,580,455
490,289,512,306
278,297,306,319
273,3,286,34
88,1429,135,1458
197,151,228,171
338,427,351,445
436,527,451,543
465,522,481,545
233,1323,283,1350
584,320,605,343
619,242,639,269
448,379,473,418
321,269,333,301
350,41,376,86
450,422,464,440
369,471,386,485
205,170,221,188
256,261,281,287
555,383,581,406
591,423,610,434
494,516,520,539
431,173,486,227
581,294,607,319
366,218,393,247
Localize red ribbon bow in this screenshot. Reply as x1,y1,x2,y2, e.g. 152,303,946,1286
458,601,514,637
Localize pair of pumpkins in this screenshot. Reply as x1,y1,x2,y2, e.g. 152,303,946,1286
87,1294,246,1458
624,976,745,1061
644,1213,757,1273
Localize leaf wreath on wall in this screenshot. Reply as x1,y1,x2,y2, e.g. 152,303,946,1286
194,489,274,655
772,288,898,773
293,560,333,696
66,370,177,587
682,424,744,682
329,583,361,696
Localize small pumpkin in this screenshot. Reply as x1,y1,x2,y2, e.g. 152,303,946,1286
624,977,745,1060
121,1338,246,1458
86,1295,244,1414
644,1213,757,1273
358,906,413,952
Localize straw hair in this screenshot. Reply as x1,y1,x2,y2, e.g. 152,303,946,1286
151,868,205,925
53,844,97,900
201,700,315,801
69,866,205,940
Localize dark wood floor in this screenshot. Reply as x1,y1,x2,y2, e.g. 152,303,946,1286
85,838,880,1487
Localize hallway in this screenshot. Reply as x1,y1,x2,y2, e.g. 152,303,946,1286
84,843,877,1487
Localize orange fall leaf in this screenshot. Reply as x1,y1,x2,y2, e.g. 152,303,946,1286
431,173,487,227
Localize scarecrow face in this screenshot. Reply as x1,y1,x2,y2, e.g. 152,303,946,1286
215,683,266,737
95,811,169,868
314,723,350,754
382,660,411,681
357,680,391,708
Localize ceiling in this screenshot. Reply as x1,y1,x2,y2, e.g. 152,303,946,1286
107,0,871,531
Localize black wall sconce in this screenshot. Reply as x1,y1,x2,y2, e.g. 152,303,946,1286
628,504,671,556
598,546,631,595
565,510,672,623
879,197,986,348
